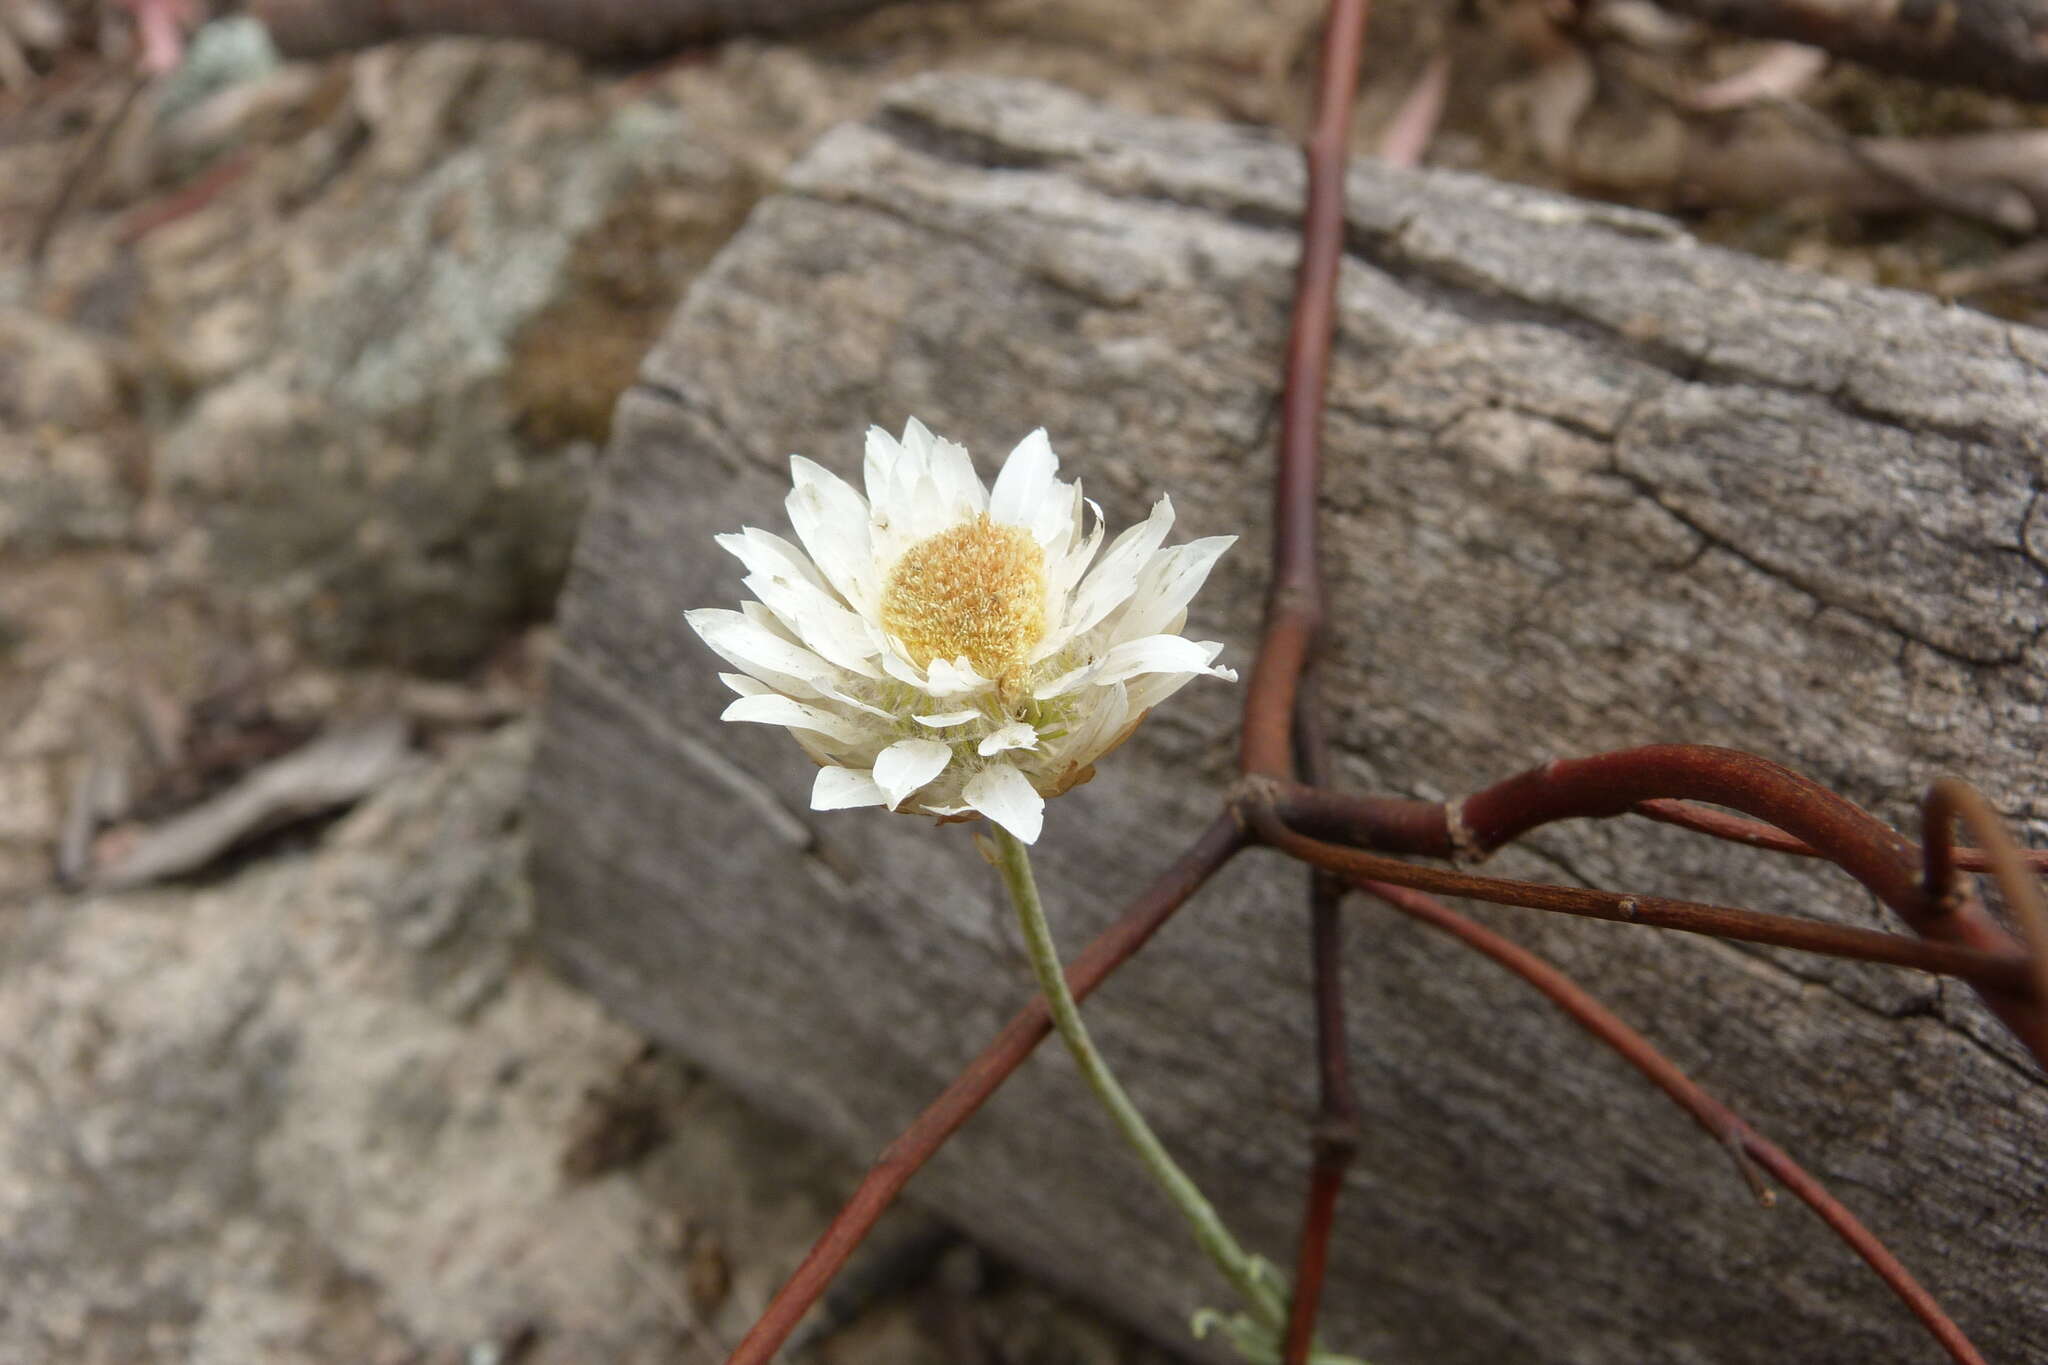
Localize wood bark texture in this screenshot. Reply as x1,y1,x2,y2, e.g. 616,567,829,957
529,74,2048,1365
1653,0,2048,100
250,0,922,59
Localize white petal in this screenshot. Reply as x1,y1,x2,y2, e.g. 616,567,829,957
1030,477,1076,550
1091,634,1229,686
813,767,889,810
900,416,936,457
1033,633,1222,699
743,576,880,678
1036,499,1105,656
879,648,930,689
721,528,881,678
898,460,954,542
1057,496,1175,643
926,430,987,519
1120,644,1237,716
787,456,877,615
873,738,953,810
866,424,928,545
721,693,875,746
1108,536,1236,642
964,763,1045,844
1120,670,1197,717
923,656,993,699
819,683,895,719
718,672,772,697
915,708,983,727
716,527,832,596
864,424,908,510
988,428,1057,529
977,722,1039,756
1052,680,1130,768
688,608,836,697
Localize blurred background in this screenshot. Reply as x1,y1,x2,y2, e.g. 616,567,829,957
2,1,2043,1361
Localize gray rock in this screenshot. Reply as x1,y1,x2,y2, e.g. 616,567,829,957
0,307,136,553
154,41,744,675
530,75,2048,1365
0,721,1175,1363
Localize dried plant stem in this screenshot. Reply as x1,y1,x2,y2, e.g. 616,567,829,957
1637,796,2048,874
1286,672,1363,1365
1249,803,2038,995
990,825,1289,1331
1922,779,2048,1062
1267,0,1374,1352
720,814,1246,1365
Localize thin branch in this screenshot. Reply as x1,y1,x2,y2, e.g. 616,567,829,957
1287,675,1363,1365
1260,4,1375,1358
1922,779,2048,1063
1640,799,2048,874
1238,0,1362,782
1634,798,1816,855
1357,879,1988,1365
720,813,1246,1365
1276,784,2048,876
1455,748,2046,1056
993,824,1286,1328
1266,749,2048,1059
1244,796,2039,997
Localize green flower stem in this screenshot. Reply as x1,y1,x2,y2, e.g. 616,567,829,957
989,825,1288,1330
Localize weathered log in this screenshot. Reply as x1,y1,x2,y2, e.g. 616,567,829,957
250,0,925,59
529,74,2048,1365
1652,0,2048,100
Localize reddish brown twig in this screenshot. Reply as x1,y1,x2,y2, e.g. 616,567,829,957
1285,683,1362,1365
1639,797,2048,874
1634,798,1816,854
1358,878,1988,1365
1263,3,1373,1361
1245,797,2038,997
722,814,1245,1365
1238,0,1364,783
1922,779,2048,1062
1266,749,2048,1058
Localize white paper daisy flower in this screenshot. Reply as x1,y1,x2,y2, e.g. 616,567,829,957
685,418,1237,844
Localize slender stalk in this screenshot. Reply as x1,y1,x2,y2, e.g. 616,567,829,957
722,814,1246,1365
1287,667,1362,1365
989,825,1288,1330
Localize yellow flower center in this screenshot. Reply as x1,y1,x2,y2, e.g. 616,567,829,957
880,515,1048,685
